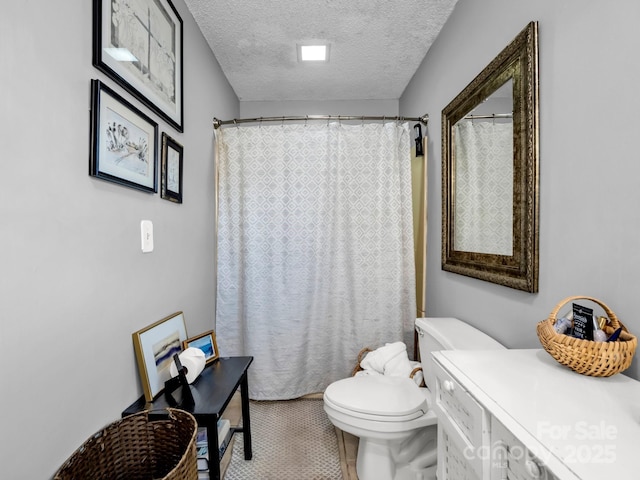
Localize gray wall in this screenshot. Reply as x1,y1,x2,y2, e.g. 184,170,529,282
240,99,399,120
401,0,640,378
0,0,238,478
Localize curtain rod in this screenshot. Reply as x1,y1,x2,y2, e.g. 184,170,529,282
463,113,513,120
212,114,429,129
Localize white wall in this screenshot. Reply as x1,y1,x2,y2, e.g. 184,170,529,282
401,0,640,378
0,0,238,478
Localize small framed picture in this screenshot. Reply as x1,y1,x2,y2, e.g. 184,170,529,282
183,330,219,365
89,79,158,193
132,312,188,401
161,132,183,203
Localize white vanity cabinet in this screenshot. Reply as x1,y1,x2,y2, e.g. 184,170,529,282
432,349,640,480
434,356,490,480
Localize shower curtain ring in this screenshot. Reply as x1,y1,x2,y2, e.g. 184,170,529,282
233,119,238,128
305,115,308,127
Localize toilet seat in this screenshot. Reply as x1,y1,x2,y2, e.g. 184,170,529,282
324,375,429,422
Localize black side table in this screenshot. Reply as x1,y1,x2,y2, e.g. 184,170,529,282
123,356,253,480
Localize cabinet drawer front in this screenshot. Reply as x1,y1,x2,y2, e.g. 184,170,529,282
491,418,559,480
439,413,485,478
434,360,487,447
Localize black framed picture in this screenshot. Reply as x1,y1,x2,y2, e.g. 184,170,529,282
161,132,183,203
89,79,158,193
93,0,184,132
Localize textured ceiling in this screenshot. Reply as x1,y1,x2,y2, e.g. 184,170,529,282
183,0,459,102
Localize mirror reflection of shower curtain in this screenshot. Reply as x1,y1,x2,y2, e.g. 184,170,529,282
215,122,416,400
453,121,513,255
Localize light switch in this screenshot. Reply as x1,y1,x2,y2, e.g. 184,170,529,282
141,220,154,253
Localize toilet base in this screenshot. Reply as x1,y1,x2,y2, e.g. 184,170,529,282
355,426,437,480
356,438,395,480
393,464,437,480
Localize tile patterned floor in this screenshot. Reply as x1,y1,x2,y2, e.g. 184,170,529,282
221,392,359,479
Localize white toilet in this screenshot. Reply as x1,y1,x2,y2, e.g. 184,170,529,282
323,317,505,480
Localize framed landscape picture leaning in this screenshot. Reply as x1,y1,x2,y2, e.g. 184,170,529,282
132,311,188,402
161,132,183,203
93,0,184,132
183,330,219,365
89,79,158,193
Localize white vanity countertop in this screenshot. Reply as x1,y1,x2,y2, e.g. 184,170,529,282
432,349,640,480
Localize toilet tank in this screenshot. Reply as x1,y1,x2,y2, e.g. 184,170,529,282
415,317,505,390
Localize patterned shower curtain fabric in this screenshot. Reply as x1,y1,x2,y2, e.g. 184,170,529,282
453,121,513,255
216,122,416,400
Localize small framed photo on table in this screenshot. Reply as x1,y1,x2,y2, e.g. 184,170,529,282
183,330,219,365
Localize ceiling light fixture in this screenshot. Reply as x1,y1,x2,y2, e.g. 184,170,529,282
298,44,329,62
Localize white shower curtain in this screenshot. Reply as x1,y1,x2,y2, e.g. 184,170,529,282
453,121,513,255
216,122,416,400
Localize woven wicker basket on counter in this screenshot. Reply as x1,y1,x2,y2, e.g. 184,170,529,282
537,296,637,377
54,408,198,480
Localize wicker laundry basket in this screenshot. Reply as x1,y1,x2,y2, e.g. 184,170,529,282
54,408,198,480
537,296,637,377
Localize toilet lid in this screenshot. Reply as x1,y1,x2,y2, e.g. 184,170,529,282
324,375,427,419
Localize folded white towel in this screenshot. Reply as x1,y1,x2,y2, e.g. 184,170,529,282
353,369,382,378
359,342,421,384
360,341,407,374
356,364,423,386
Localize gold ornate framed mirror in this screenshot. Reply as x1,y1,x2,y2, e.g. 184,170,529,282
441,21,539,292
